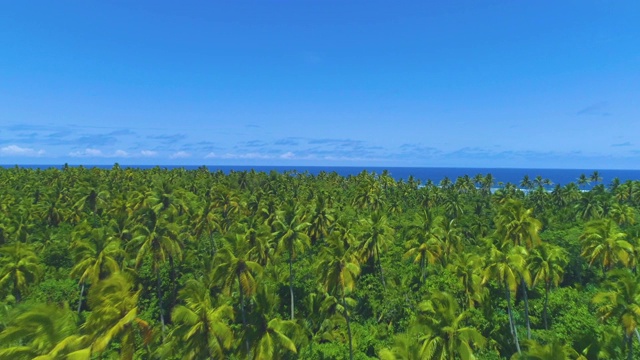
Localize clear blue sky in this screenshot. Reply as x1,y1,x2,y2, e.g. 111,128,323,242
1,1,639,168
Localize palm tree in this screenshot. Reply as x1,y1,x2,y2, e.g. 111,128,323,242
273,202,311,320
590,171,603,185
378,331,424,360
70,224,123,313
514,340,586,360
404,210,444,284
575,191,604,221
520,175,533,190
495,199,542,250
0,242,42,303
84,273,152,360
357,211,394,289
609,203,636,226
240,216,274,267
213,232,263,354
0,304,87,359
165,279,234,359
415,291,486,359
130,208,183,338
308,195,335,244
577,174,590,189
593,270,640,360
448,252,486,309
580,219,633,273
495,199,540,338
244,284,301,359
317,232,361,360
483,245,529,354
528,243,568,329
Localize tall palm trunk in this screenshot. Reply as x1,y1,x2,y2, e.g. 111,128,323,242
342,287,354,360
157,270,166,341
627,334,633,360
77,281,85,314
289,251,295,320
505,282,521,354
237,273,250,355
376,244,386,290
543,281,550,330
521,278,531,339
13,276,21,303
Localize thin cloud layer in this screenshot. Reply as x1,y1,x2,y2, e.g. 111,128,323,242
0,145,45,157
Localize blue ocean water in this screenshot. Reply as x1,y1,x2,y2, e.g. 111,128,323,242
5,165,640,189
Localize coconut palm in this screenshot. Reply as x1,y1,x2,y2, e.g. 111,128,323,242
484,245,529,354
495,199,542,250
590,171,603,185
272,202,311,320
593,270,640,360
0,304,87,360
580,218,633,272
513,340,586,360
165,279,234,359
414,291,486,360
609,203,636,226
404,210,444,284
378,330,425,360
357,211,394,289
308,195,335,244
130,208,183,337
317,232,361,360
528,243,568,329
212,232,263,354
70,223,123,313
0,243,42,303
244,284,301,360
84,273,152,360
448,253,486,309
495,199,540,338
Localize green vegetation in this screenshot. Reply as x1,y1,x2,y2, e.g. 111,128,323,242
1,165,640,359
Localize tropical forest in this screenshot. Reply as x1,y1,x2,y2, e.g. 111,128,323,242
2,165,640,360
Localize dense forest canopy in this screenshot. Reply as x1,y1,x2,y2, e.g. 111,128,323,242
1,165,639,359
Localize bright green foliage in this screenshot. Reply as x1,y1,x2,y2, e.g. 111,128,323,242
163,279,234,359
0,166,639,359
84,273,152,360
0,243,42,302
0,304,86,359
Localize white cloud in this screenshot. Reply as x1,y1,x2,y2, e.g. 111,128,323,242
114,150,129,157
205,152,273,160
70,148,104,157
280,152,295,159
170,151,191,159
140,150,157,157
0,145,45,157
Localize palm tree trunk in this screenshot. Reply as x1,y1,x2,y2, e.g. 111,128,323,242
289,252,295,320
420,256,426,284
628,334,633,360
157,270,166,341
505,282,521,354
238,273,250,355
13,276,21,303
77,281,85,314
543,281,550,330
376,245,386,290
521,278,531,339
342,286,354,360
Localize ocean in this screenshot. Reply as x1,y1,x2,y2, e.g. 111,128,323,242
5,165,640,189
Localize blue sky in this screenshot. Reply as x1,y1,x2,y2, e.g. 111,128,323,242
1,1,639,168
